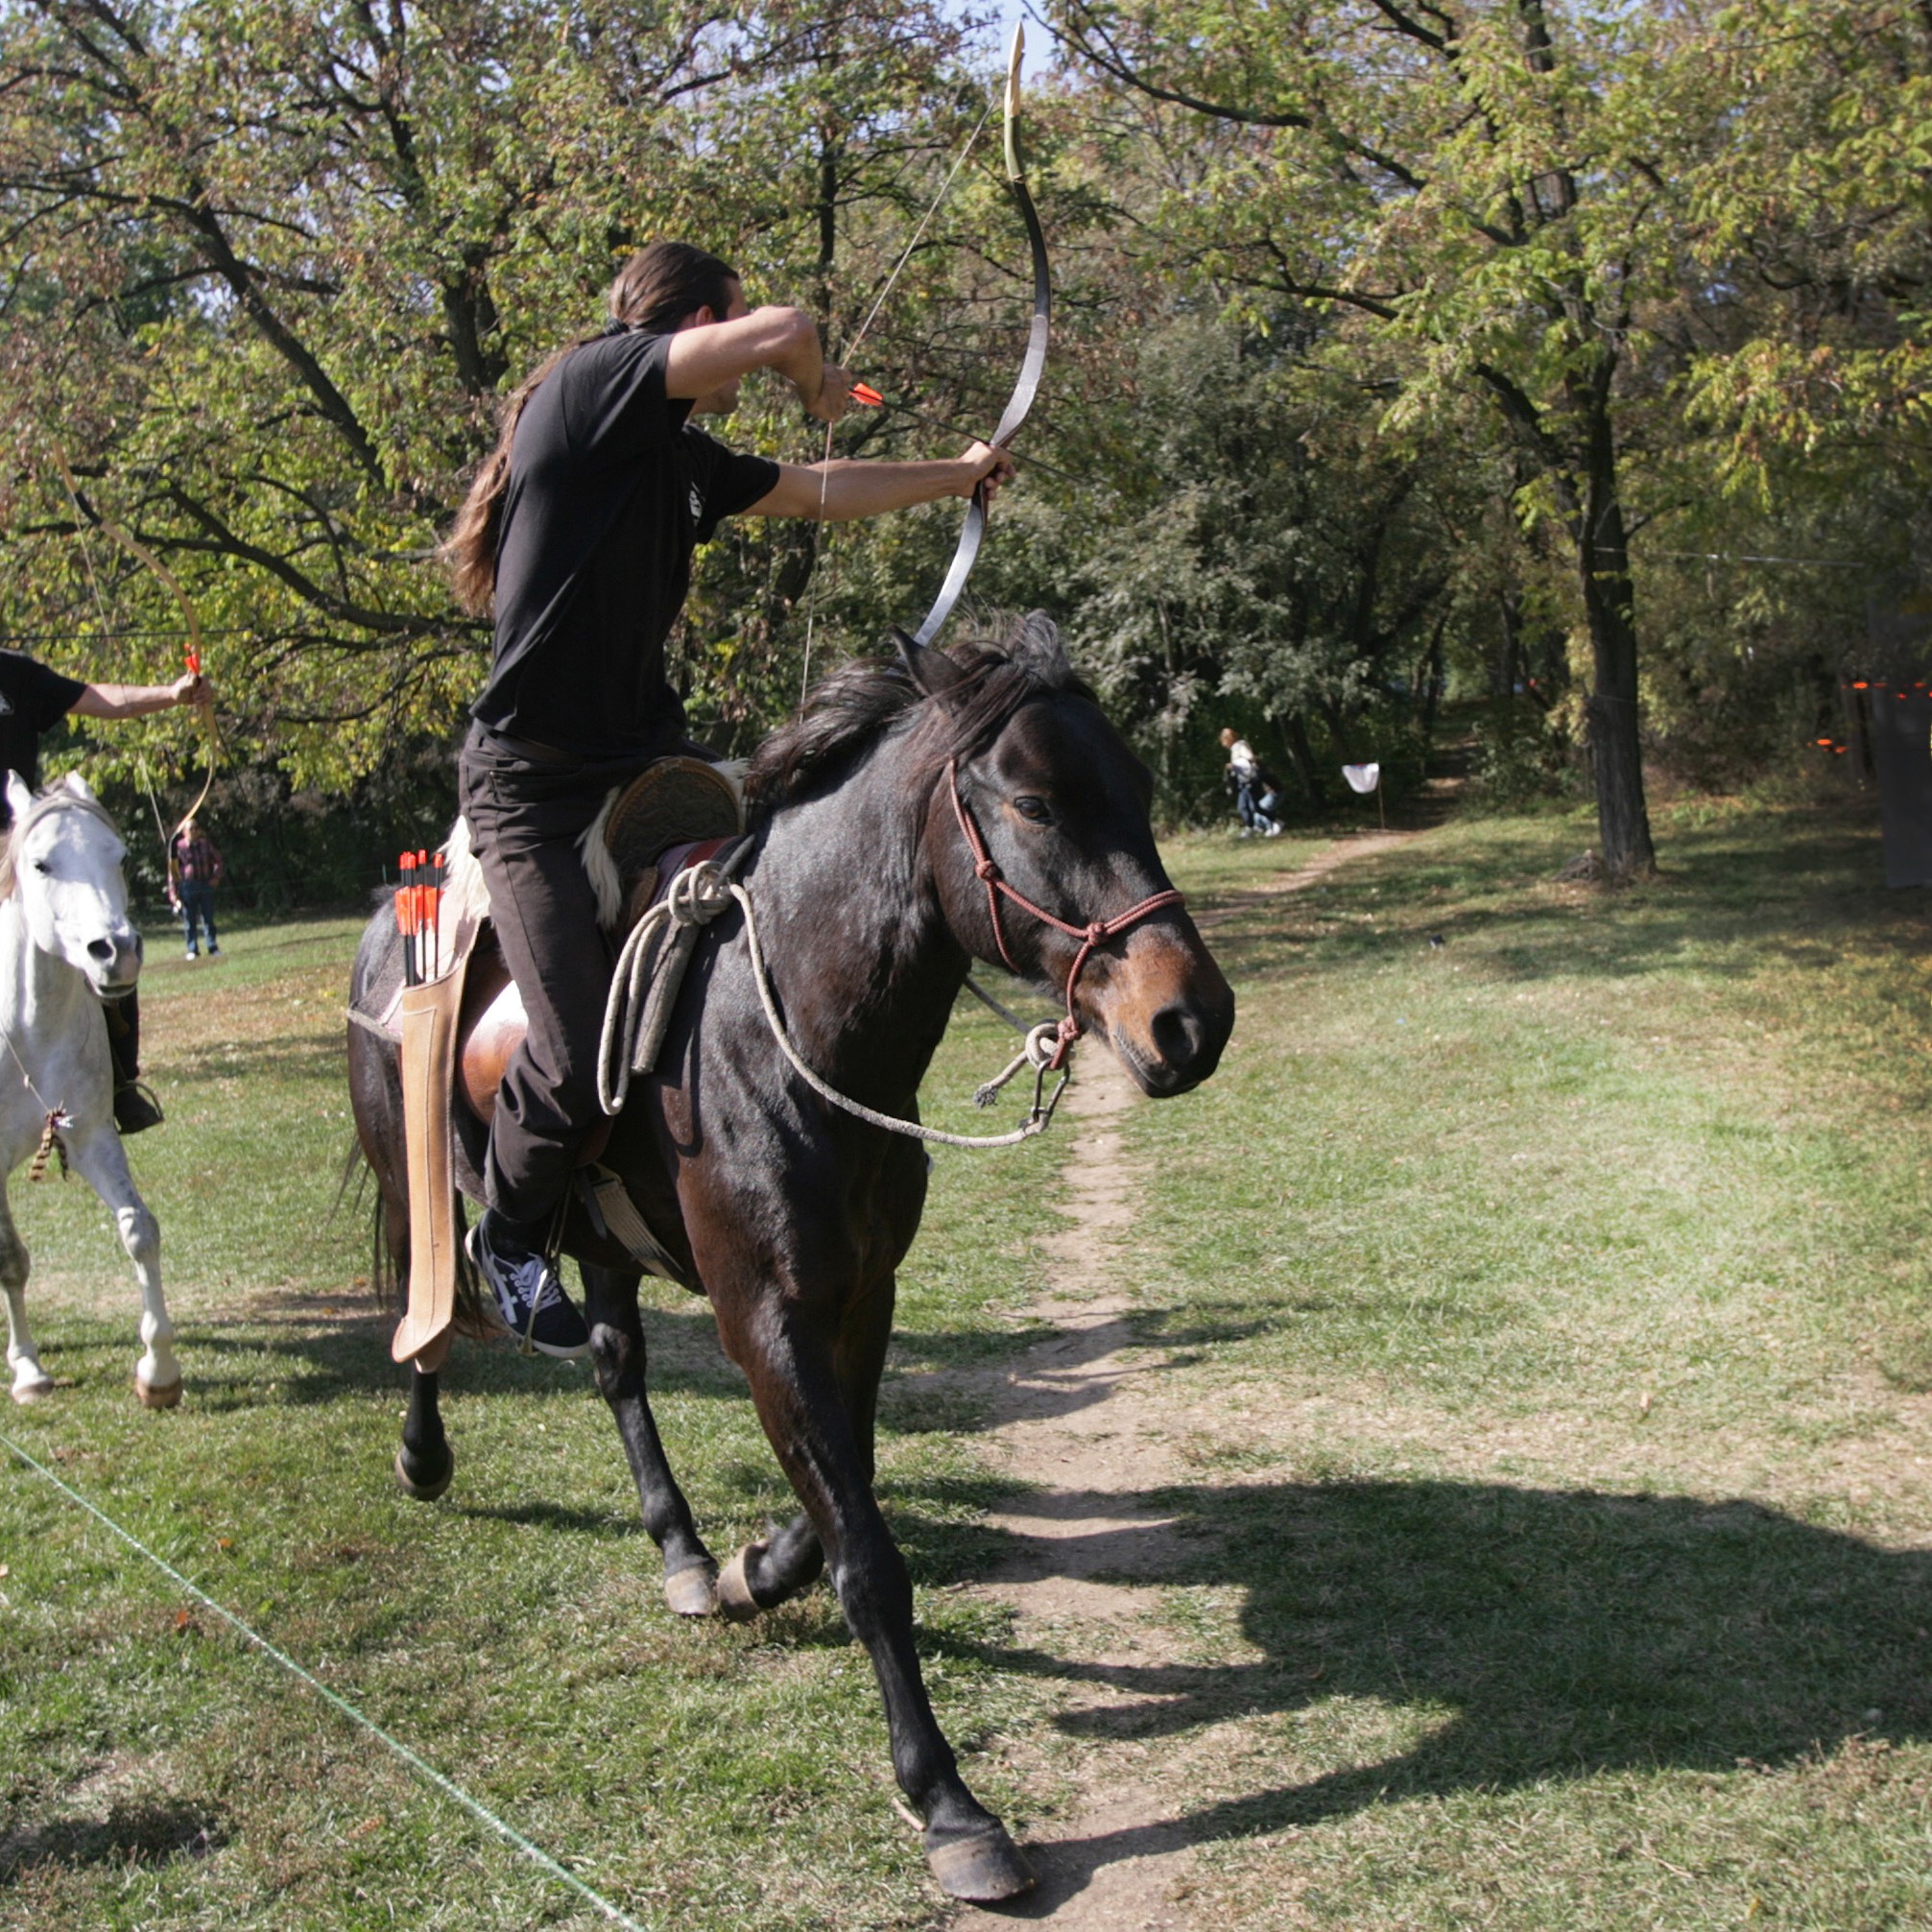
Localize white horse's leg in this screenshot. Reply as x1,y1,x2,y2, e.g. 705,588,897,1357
0,1178,51,1402
65,1126,178,1408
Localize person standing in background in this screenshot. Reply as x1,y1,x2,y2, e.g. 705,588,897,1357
1220,727,1282,838
167,816,224,960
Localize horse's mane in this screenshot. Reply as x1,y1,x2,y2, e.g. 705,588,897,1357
744,611,1094,811
0,785,121,900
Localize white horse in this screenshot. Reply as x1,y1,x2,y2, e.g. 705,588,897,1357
0,772,177,1406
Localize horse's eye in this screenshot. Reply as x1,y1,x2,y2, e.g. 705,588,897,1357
1013,796,1053,824
31,860,49,875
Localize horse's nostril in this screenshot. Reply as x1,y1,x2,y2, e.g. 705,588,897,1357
86,939,113,963
131,933,144,960
1149,1001,1201,1070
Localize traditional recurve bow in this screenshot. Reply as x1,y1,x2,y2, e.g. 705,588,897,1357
907,22,1051,648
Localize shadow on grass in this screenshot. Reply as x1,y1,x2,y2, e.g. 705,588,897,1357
950,1475,1932,1915
0,1799,221,1882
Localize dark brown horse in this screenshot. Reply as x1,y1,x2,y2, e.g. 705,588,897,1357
346,615,1233,1899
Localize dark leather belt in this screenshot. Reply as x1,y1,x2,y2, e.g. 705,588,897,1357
476,730,579,767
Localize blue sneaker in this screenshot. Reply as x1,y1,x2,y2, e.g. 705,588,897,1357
465,1211,591,1359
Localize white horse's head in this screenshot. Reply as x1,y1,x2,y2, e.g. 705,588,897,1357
3,773,141,996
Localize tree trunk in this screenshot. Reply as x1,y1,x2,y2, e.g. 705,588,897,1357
1276,715,1324,808
1419,616,1446,736
1575,433,1656,879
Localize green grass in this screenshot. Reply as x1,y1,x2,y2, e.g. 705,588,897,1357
8,799,1932,1928
0,916,1065,1930
1082,798,1932,1928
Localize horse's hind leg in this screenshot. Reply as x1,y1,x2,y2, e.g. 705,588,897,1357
397,1352,455,1499
0,1181,51,1402
581,1262,719,1617
66,1129,178,1407
717,1510,823,1618
381,1182,457,1501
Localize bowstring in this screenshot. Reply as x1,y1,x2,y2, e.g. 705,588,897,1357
797,95,997,705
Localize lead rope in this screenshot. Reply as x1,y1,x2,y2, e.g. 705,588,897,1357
594,857,1070,1148
730,876,1069,1146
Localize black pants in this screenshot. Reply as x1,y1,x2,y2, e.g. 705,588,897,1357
105,988,140,1087
458,734,649,1230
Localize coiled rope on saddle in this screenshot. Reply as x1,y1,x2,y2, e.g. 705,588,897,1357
596,847,1071,1149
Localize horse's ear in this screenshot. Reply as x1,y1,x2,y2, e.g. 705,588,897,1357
61,772,96,803
4,773,32,824
892,627,968,704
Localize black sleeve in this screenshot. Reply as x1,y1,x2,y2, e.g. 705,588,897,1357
555,331,682,465
0,651,86,731
683,429,781,540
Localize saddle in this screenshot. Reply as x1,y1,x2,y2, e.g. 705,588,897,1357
386,756,742,1364
455,756,743,1124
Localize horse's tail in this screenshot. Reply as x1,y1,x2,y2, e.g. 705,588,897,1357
338,1129,492,1338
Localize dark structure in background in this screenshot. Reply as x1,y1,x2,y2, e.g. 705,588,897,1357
1859,587,1932,890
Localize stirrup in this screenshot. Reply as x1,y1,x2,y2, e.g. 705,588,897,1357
113,1081,165,1135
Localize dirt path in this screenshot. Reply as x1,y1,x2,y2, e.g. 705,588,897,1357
948,831,1414,1929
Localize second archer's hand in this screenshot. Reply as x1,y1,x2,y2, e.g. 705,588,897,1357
955,441,1017,505
171,670,211,707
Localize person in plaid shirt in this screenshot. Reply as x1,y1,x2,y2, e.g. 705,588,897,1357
167,817,225,960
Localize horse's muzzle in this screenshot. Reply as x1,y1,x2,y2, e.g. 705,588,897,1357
1096,936,1234,1097
87,930,143,991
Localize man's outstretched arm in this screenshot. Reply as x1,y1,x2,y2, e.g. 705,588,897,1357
69,671,206,720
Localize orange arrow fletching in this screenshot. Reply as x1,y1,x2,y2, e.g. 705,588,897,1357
850,383,884,408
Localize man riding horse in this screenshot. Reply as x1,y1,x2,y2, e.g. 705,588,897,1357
0,649,208,1134
444,239,1016,1357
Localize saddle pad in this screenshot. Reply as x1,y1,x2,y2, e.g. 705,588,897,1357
604,757,741,911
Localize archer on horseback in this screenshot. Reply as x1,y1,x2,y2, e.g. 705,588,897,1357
443,239,1016,1357
0,649,207,1134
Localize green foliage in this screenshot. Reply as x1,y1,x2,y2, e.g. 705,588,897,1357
2,0,1929,854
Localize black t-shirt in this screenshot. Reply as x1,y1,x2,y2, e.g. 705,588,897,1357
0,650,85,799
471,329,779,760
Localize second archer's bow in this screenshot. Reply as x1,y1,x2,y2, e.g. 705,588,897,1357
907,23,1050,649
48,443,221,848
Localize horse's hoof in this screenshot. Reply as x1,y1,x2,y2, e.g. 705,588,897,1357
924,1821,1035,1901
11,1375,53,1404
662,1561,719,1618
716,1541,769,1622
134,1374,182,1410
393,1445,453,1502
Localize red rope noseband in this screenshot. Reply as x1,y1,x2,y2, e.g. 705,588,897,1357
946,759,1183,1068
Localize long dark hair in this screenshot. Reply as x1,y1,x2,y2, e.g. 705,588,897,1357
443,241,739,616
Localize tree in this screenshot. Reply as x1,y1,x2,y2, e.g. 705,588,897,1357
1052,0,1747,875
0,0,999,786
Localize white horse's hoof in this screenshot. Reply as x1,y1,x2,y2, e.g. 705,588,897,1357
11,1374,53,1403
134,1374,182,1410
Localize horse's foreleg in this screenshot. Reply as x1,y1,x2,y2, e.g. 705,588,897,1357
732,1300,1031,1902
0,1180,49,1401
581,1262,719,1616
67,1130,177,1407
721,1266,894,1617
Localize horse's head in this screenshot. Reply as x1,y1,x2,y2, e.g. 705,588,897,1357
2,773,142,996
906,616,1234,1097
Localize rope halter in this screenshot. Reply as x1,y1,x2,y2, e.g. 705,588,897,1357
944,758,1184,1069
